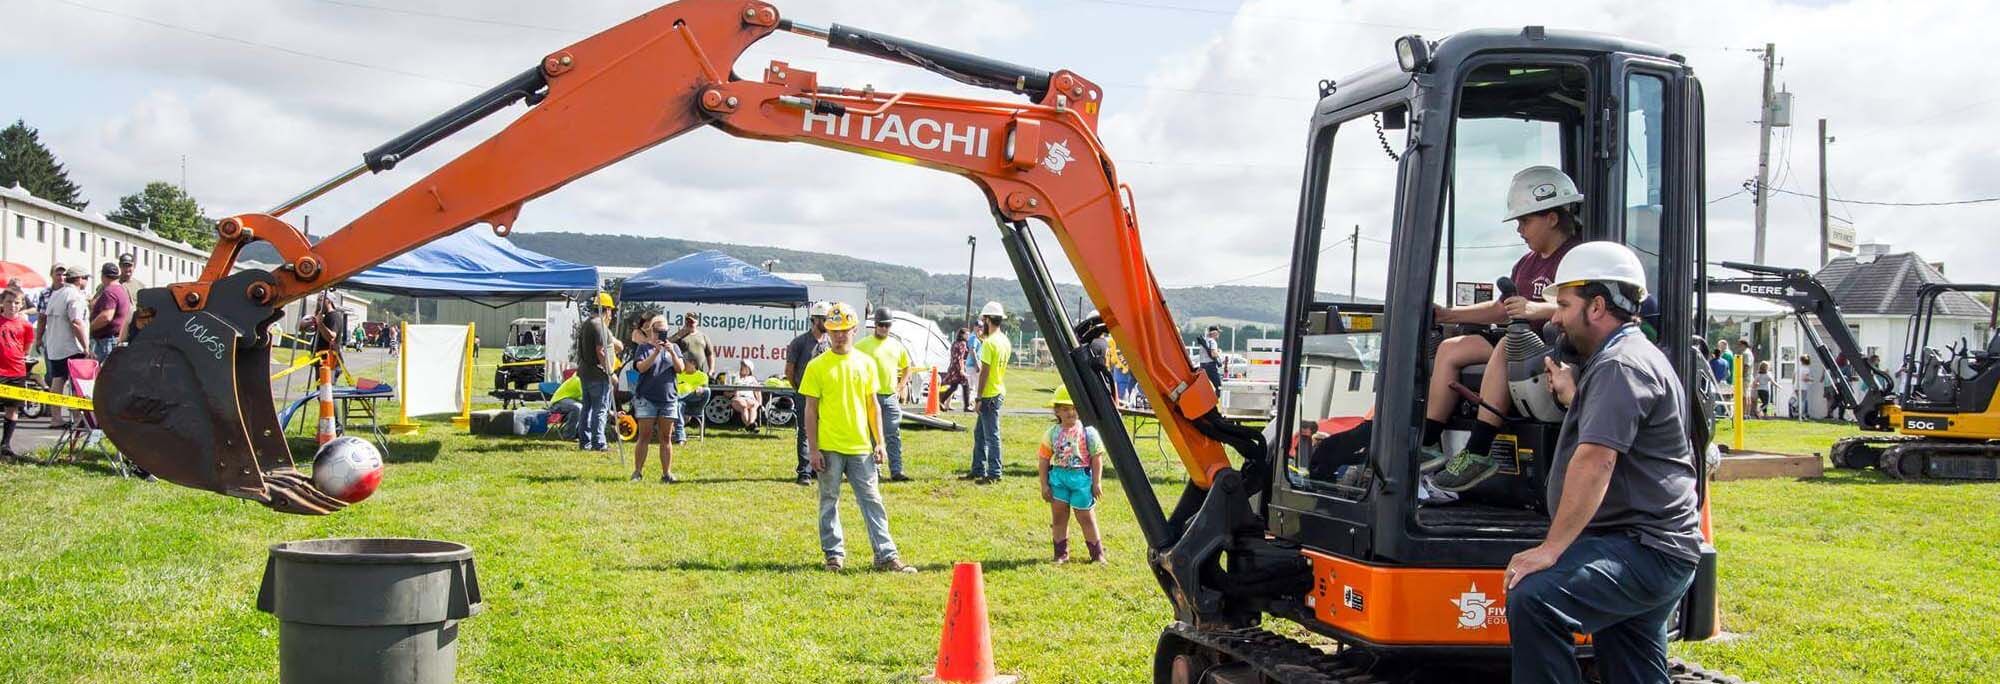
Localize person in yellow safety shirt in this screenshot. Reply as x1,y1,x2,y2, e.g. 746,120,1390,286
671,365,709,444
798,302,917,574
964,301,1011,484
854,308,914,482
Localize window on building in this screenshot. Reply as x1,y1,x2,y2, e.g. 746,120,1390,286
36,221,45,243
13,216,22,239
62,226,70,249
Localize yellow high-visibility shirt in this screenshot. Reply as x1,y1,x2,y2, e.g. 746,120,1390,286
797,349,882,454
853,334,911,396
978,332,1010,398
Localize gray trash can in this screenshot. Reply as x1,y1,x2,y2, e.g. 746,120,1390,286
257,538,483,684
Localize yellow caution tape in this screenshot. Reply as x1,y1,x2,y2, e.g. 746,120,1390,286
0,382,93,410
271,353,321,381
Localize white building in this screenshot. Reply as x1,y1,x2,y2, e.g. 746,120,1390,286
0,183,214,289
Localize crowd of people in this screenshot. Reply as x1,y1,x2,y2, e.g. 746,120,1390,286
565,295,1102,572
1704,333,1883,421
0,258,139,469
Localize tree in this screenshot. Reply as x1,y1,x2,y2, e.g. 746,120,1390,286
0,120,88,210
108,181,216,249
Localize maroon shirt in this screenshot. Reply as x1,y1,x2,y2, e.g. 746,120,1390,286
1512,237,1582,302
90,283,132,340
0,316,32,377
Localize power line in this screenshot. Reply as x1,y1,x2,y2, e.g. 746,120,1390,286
49,0,484,88
1753,181,2000,208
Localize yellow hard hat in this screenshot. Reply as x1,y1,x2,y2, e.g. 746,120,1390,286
595,292,614,309
823,302,860,331
1048,384,1074,408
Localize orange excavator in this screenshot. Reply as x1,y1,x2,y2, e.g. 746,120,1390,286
98,2,1737,680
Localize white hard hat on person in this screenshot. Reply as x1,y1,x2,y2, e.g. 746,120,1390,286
809,301,832,318
1502,165,1585,222
1546,241,1647,312
979,301,1006,318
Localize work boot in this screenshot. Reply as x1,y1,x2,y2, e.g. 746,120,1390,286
1431,449,1499,493
824,556,844,572
1052,538,1070,564
1417,443,1449,474
874,558,918,574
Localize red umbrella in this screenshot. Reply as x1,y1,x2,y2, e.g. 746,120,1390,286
0,262,47,289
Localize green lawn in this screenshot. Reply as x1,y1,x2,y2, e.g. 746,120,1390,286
0,370,1994,682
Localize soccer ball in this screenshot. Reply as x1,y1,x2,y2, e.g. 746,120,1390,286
311,436,385,503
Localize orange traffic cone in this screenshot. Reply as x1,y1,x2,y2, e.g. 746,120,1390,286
921,562,1018,683
925,368,941,417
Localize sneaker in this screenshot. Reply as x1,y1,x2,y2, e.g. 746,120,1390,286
888,473,913,482
660,474,679,484
795,475,814,487
824,556,844,572
873,558,918,574
629,473,643,482
975,476,999,485
1431,449,1498,493
957,473,983,481
1417,443,1449,474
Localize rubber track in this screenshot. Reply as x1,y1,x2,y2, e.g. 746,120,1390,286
1879,441,2000,481
1828,435,1923,469
1165,624,1749,683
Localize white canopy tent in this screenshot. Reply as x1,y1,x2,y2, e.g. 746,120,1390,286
1706,292,1789,324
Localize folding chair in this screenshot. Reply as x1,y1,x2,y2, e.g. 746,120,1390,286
48,358,133,476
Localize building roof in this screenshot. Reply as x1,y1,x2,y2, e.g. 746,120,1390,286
1814,251,1991,318
0,183,206,255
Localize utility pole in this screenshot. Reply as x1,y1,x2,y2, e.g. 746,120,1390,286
963,235,977,329
1348,224,1360,302
1817,118,1831,267
1752,43,1776,265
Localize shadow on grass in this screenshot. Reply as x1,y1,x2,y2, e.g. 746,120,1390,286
283,436,443,463
1799,470,1986,487
15,453,127,477
623,556,1048,574
514,474,629,485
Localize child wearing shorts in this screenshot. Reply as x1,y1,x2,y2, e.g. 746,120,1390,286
1038,385,1104,564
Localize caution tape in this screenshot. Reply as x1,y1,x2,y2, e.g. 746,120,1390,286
0,382,93,410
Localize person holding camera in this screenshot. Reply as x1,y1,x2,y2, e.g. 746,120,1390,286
628,313,686,483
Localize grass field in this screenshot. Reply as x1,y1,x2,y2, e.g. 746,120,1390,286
1,367,1995,682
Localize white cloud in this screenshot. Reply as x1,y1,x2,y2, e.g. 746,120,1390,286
7,0,2000,297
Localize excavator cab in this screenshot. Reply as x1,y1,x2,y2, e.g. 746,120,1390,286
1153,28,1722,679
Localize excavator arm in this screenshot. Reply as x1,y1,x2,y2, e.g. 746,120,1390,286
1708,260,1894,430
96,0,1230,516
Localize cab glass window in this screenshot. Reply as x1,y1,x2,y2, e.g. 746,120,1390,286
1623,72,1668,293
1438,63,1588,306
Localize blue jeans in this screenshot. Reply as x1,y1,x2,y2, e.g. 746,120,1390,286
90,338,116,361
1507,532,1698,684
970,395,1003,477
817,451,898,563
578,379,612,450
672,387,709,443
794,418,813,478
877,395,904,476
1201,362,1223,389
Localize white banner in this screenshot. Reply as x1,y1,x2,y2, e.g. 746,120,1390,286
403,324,470,417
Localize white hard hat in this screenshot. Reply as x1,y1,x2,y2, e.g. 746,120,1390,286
1502,165,1584,222
979,301,1006,319
1546,241,1647,311
808,301,831,318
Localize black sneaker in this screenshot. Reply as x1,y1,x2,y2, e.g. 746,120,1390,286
957,473,983,481
1431,449,1499,493
1417,443,1450,474
888,473,913,482
795,475,814,486
660,474,679,484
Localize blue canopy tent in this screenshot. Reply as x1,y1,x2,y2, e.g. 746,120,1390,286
618,249,807,305
343,228,600,305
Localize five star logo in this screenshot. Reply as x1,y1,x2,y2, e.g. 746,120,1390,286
1450,583,1505,629
1042,139,1075,175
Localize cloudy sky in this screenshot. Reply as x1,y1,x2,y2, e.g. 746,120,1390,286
6,0,1999,298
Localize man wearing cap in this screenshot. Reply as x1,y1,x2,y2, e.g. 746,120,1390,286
573,293,618,451
40,265,91,429
88,262,131,360
1199,325,1225,389
31,263,66,325
117,252,140,290
784,302,831,485
1428,165,1585,492
854,308,914,481
312,289,349,379
1503,242,1702,684
799,302,916,573
667,311,712,445
964,301,1011,484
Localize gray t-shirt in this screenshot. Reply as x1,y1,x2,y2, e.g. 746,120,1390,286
1548,323,1703,563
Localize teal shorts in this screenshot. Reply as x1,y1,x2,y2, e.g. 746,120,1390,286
1047,467,1095,510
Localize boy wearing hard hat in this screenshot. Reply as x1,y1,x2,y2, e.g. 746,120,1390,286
1503,242,1700,684
964,301,1011,484
1428,166,1586,492
799,302,916,573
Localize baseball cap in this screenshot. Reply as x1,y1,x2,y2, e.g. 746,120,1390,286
100,262,120,277
118,252,135,265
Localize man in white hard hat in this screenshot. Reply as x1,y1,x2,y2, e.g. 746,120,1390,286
1502,242,1701,684
964,301,1011,483
785,301,832,485
1427,166,1586,492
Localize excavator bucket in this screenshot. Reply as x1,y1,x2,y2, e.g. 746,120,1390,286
96,270,347,514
